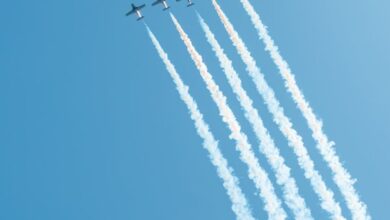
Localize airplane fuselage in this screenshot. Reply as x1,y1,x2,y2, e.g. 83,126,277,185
162,1,169,9
187,0,194,7
136,10,142,18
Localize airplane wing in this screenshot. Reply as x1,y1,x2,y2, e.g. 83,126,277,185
152,0,162,6
126,9,136,16
126,4,145,16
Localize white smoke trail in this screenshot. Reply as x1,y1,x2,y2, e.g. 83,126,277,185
212,1,346,219
198,14,312,220
146,25,255,220
169,13,287,220
238,1,370,219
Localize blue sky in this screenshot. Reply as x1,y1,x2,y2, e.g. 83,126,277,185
1,0,389,219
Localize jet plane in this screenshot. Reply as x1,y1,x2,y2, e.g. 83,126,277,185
176,0,194,7
152,0,170,10
126,3,146,20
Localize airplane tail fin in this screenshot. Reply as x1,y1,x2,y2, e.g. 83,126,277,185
137,16,144,21
163,6,170,11
187,3,194,7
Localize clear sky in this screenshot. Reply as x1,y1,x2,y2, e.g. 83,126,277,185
1,0,389,219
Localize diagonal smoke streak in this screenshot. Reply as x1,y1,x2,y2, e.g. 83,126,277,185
238,1,370,219
169,13,287,220
212,1,346,219
198,14,313,220
146,25,255,220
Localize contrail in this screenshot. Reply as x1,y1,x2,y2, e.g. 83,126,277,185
238,1,370,219
146,25,255,220
169,13,287,220
198,14,312,220
212,1,346,219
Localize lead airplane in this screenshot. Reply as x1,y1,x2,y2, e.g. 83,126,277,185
126,3,146,20
152,0,170,10
176,0,194,7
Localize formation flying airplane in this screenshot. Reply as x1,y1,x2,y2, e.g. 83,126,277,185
176,0,194,7
152,0,170,10
126,0,195,20
126,3,146,20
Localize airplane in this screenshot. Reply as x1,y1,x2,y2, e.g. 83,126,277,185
176,0,194,7
126,3,146,20
152,0,170,10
